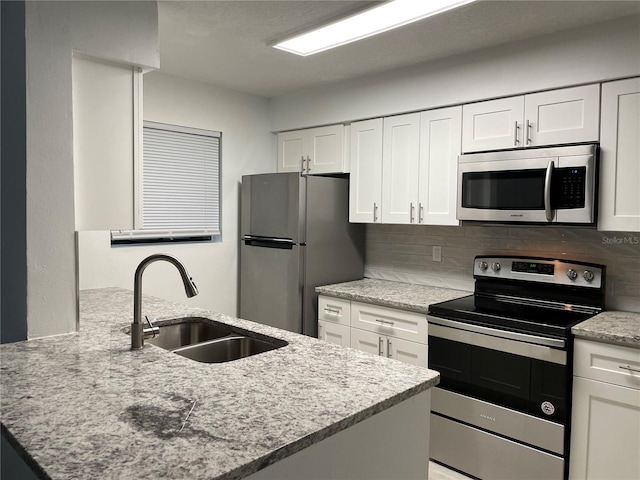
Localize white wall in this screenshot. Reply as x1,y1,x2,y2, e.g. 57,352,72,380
25,1,159,338
270,15,640,131
73,56,137,230
77,72,274,316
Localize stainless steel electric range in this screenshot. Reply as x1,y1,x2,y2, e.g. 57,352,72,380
427,255,606,480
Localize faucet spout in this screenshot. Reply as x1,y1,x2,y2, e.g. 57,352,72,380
131,254,199,350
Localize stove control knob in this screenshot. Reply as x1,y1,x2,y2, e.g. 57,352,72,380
583,270,595,282
491,262,501,272
567,269,578,281
479,261,488,271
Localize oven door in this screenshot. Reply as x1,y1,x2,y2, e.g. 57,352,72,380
457,148,596,224
427,316,568,423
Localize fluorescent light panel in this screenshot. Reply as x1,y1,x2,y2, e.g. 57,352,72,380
273,0,476,56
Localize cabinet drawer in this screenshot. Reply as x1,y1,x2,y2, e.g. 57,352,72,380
574,339,640,389
351,301,427,344
318,296,351,326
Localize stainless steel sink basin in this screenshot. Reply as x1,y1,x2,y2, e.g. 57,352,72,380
144,317,231,350
173,335,286,363
123,317,287,363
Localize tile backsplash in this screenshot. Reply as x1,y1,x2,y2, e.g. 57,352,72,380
365,224,640,313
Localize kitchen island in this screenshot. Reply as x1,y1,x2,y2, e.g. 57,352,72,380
1,288,439,479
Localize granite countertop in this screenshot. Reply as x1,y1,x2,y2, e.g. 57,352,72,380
0,288,439,480
315,278,470,314
572,310,640,348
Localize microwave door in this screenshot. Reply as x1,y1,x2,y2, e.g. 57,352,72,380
458,157,556,223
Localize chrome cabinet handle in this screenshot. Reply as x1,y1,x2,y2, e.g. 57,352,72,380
419,203,424,223
300,156,305,173
306,156,311,173
324,308,341,316
544,160,554,222
387,338,392,358
526,119,532,146
378,336,384,356
514,121,520,146
619,365,640,373
375,318,395,326
410,203,415,223
373,203,378,222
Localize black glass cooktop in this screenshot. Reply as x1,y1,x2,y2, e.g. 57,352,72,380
429,294,594,340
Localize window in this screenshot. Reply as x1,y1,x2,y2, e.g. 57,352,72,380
112,121,221,244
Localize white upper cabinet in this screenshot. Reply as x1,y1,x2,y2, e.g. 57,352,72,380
349,118,384,223
418,106,462,226
277,124,347,175
598,77,640,232
381,113,421,224
462,96,524,153
462,84,600,153
350,108,461,225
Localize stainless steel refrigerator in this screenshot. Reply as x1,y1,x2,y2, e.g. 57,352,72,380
240,172,364,337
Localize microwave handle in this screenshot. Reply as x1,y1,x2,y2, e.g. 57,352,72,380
544,160,554,222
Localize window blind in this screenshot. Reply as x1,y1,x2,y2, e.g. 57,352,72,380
140,121,221,237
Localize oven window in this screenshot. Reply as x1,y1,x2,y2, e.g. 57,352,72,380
429,335,567,423
462,170,545,209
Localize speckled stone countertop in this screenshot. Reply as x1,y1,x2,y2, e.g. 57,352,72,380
0,288,439,480
572,310,640,348
315,278,470,313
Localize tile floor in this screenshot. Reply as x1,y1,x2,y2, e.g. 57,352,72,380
429,461,474,480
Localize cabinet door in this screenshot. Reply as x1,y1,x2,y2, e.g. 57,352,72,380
418,106,462,226
598,77,640,232
318,320,351,347
350,327,383,357
525,84,600,147
387,336,428,367
381,113,420,224
308,125,345,175
569,377,640,480
277,130,305,173
462,96,524,152
349,118,383,223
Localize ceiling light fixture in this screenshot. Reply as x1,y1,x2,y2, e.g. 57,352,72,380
273,0,476,57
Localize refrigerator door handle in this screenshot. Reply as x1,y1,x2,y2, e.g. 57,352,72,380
243,235,295,249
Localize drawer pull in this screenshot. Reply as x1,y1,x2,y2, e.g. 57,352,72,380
324,308,341,316
375,318,395,326
619,365,640,374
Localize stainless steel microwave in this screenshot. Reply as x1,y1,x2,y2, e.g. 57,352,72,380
457,144,598,224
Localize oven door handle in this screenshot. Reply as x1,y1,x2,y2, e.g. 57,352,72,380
427,315,567,365
544,160,555,222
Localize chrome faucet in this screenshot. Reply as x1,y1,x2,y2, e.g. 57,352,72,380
131,254,199,350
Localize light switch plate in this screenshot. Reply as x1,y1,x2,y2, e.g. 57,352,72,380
432,246,442,262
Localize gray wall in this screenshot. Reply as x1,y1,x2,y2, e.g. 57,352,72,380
1,1,28,344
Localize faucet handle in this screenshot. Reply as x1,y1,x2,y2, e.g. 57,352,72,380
144,315,160,338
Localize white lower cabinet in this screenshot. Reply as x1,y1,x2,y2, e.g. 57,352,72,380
317,296,428,368
570,339,640,479
318,321,350,347
317,296,351,347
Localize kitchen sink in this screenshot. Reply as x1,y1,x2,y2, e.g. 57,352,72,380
173,335,286,363
123,317,287,363
143,317,231,350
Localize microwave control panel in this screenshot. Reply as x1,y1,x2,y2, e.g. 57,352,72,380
552,167,586,209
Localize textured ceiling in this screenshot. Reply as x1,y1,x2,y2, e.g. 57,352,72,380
157,1,640,98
